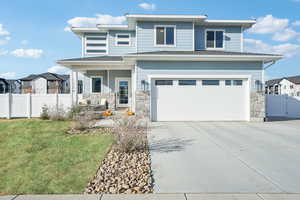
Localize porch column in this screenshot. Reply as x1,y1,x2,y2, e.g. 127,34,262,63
107,70,110,93
70,71,78,105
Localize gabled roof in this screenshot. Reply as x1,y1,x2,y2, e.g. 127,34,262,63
20,73,69,81
286,75,300,84
265,78,283,86
266,75,300,86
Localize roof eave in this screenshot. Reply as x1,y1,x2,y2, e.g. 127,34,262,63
124,54,284,62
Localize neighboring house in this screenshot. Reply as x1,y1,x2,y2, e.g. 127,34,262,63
58,14,283,122
20,72,70,94
0,78,9,93
0,78,21,94
266,76,300,97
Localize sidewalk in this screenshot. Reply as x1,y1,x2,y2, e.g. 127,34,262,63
1,193,300,200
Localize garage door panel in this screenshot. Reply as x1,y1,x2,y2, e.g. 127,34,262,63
151,78,249,121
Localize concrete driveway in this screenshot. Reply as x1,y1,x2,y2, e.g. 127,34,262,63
148,120,300,193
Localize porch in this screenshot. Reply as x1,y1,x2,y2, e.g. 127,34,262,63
81,69,133,110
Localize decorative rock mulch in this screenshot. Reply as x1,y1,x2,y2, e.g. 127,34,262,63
85,148,153,194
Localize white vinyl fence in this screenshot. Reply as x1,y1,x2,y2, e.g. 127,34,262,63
266,94,300,118
0,94,83,119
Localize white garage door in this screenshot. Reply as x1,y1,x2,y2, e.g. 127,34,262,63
151,78,249,121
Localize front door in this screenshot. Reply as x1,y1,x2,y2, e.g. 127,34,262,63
116,78,131,108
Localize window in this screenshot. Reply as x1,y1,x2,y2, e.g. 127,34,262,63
155,26,175,46
155,80,173,86
91,77,102,93
202,80,220,86
85,33,107,54
297,92,300,97
225,80,243,86
225,80,232,86
178,80,196,86
233,80,243,86
115,34,131,46
206,30,224,49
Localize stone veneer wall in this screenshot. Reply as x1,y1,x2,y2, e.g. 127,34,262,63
83,93,116,110
250,92,266,122
135,91,150,118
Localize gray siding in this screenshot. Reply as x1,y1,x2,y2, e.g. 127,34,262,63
83,70,131,94
195,26,242,52
136,61,263,91
108,30,136,55
137,21,194,52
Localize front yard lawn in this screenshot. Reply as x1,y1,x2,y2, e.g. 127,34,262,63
0,119,113,194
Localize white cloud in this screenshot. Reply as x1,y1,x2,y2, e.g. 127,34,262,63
244,38,300,57
138,2,156,10
272,28,299,41
0,49,8,55
11,49,43,59
0,36,10,45
0,72,16,79
21,40,29,45
292,21,300,26
0,24,10,36
48,65,69,74
64,14,126,31
248,15,289,34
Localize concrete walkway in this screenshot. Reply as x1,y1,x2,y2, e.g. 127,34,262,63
149,121,300,193
1,193,300,200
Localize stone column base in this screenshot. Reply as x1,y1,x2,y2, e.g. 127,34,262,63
250,92,265,122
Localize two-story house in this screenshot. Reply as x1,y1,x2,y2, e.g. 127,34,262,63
265,75,300,97
58,14,283,122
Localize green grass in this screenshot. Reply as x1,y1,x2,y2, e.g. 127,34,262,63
0,119,113,194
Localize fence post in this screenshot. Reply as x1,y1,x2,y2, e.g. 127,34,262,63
56,93,59,110
27,93,31,118
6,93,11,119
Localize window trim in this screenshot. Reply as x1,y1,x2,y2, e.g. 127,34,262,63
85,33,108,55
154,25,176,47
115,33,131,47
205,29,225,50
90,76,103,94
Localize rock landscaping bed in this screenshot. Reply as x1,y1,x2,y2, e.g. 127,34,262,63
85,148,152,194
84,115,153,194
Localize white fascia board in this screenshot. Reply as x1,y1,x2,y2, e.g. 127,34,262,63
203,20,256,28
126,14,207,20
124,54,283,62
71,27,104,33
97,24,135,31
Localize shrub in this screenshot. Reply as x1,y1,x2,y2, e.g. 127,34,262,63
71,111,95,131
40,105,50,120
67,105,82,120
48,105,67,121
112,115,148,153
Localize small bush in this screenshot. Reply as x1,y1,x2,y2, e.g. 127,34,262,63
112,115,148,153
40,105,50,120
48,105,67,121
67,105,82,120
71,111,95,131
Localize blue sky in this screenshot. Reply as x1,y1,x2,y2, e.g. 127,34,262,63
0,0,300,80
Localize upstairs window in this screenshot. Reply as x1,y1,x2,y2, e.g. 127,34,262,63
155,25,175,46
206,30,224,49
115,34,131,46
85,33,107,54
